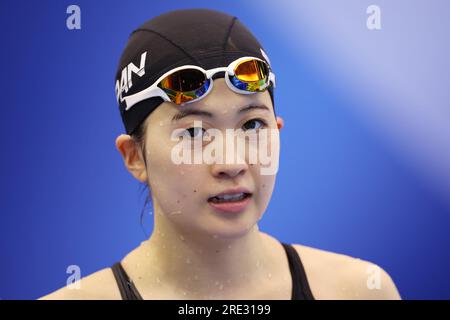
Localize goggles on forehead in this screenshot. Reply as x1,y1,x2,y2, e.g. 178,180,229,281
122,56,276,111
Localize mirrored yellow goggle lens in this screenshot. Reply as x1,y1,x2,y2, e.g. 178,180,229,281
234,59,269,82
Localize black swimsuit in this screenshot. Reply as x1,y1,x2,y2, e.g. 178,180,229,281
111,242,315,300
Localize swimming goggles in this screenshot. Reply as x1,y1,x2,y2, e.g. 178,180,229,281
122,56,276,111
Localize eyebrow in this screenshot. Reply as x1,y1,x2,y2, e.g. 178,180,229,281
171,104,270,123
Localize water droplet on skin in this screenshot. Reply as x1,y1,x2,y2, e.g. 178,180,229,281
156,277,161,284
256,260,261,268
219,284,224,290
180,171,185,175
170,210,182,215
227,245,232,249
212,235,218,239
179,235,185,241
186,258,191,264
215,281,219,286
183,291,187,296
267,273,272,279
159,121,164,126
194,275,199,281
162,244,166,249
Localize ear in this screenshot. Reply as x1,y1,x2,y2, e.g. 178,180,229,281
115,134,148,183
276,116,284,130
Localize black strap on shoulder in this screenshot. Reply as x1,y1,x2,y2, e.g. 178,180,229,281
281,242,315,300
111,262,144,300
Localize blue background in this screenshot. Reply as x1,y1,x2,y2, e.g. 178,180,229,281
1,0,449,299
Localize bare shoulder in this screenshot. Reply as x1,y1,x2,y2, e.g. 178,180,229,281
38,267,121,300
292,244,401,300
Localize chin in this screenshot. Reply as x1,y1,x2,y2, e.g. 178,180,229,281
203,214,260,240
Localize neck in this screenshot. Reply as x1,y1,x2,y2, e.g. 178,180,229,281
131,208,276,298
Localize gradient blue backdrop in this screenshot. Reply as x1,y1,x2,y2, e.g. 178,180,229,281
1,0,449,299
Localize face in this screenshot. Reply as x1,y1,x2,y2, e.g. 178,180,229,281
117,78,283,240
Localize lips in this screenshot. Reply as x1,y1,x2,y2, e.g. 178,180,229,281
207,187,252,213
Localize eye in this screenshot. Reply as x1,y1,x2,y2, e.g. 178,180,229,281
242,118,267,131
185,126,207,138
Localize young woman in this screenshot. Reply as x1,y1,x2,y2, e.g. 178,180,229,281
41,8,401,300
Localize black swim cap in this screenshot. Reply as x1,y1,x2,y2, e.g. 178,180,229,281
114,8,275,135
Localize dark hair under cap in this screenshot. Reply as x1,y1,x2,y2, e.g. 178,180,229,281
114,8,275,135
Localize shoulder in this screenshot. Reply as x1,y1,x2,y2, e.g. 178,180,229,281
38,267,122,300
291,244,401,300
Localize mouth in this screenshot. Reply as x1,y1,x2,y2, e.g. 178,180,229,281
207,188,253,213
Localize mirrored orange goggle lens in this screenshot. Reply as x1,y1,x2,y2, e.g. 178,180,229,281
234,59,269,82
159,69,207,92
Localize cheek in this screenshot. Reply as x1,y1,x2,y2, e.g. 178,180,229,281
146,153,206,212
259,174,276,202
249,162,277,211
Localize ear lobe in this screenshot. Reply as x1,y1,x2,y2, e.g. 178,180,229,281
276,116,284,130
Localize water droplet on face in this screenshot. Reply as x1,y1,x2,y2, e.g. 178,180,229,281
212,234,218,239
159,121,164,126
170,210,182,215
256,260,261,268
186,258,191,264
182,291,187,296
179,235,185,241
156,277,161,284
215,281,219,286
194,275,199,281
227,245,232,249
219,284,224,290
267,273,272,279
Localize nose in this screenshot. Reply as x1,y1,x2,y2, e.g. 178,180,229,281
210,161,248,179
